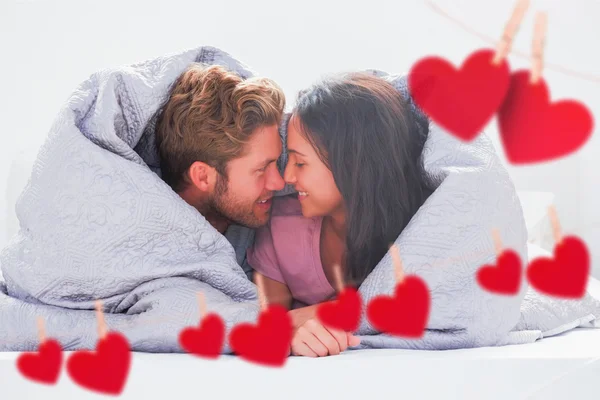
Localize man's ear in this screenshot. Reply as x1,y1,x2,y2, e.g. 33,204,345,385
187,161,217,193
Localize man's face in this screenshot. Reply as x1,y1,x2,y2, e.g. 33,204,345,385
208,124,285,228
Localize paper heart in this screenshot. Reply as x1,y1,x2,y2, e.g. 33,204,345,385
17,339,63,385
498,71,593,164
179,313,225,358
366,276,430,338
527,236,590,299
476,249,523,295
229,305,292,367
66,332,131,395
408,49,510,141
317,287,362,332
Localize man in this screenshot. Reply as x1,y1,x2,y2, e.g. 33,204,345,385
155,63,286,280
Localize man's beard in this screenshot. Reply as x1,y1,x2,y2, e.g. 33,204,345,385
207,173,270,229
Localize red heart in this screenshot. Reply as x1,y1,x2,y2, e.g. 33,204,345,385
66,332,131,395
17,339,63,385
366,276,430,338
229,305,292,367
408,49,510,141
476,249,523,295
498,71,593,164
179,313,225,358
317,287,362,332
527,236,590,299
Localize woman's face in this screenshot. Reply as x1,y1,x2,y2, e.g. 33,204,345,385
284,115,344,218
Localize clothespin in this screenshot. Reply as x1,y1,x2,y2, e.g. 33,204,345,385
492,0,530,65
492,228,504,256
332,265,345,293
530,11,548,84
37,316,47,344
254,273,268,311
547,205,562,245
390,244,405,284
95,300,107,340
197,292,207,319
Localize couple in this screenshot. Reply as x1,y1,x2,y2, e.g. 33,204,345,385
155,64,434,357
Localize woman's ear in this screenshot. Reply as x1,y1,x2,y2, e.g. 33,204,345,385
187,161,216,193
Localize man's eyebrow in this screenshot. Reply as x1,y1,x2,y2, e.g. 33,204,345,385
258,159,278,168
287,149,306,156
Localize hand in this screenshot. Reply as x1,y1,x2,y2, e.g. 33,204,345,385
288,304,319,330
290,317,361,357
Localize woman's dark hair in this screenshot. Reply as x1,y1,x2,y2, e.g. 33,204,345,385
292,72,434,287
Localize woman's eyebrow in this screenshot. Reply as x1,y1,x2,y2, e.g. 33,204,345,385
287,149,306,156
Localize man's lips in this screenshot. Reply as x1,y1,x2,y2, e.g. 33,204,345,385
257,196,273,203
256,197,273,208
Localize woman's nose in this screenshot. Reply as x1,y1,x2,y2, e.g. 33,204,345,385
284,163,296,184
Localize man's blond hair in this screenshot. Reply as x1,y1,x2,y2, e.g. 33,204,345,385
155,64,285,192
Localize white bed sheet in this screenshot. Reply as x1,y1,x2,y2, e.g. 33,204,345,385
2,279,599,400
1,329,599,400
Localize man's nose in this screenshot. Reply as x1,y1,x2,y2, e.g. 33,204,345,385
266,167,285,191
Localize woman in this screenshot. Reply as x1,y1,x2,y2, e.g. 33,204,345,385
247,72,434,357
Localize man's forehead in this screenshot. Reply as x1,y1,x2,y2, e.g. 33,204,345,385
241,127,283,163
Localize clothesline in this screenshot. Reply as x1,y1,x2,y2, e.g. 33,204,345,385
424,0,600,83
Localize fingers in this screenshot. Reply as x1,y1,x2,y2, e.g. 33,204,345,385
290,334,318,357
323,325,349,353
290,318,362,357
303,328,335,356
292,325,329,357
347,332,361,347
304,319,341,355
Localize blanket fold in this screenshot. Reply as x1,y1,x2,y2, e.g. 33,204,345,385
1,46,598,353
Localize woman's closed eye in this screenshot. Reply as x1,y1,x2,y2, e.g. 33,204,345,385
295,163,305,168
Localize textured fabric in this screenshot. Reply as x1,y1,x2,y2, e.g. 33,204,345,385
0,47,263,353
0,46,598,354
496,244,600,344
247,195,335,305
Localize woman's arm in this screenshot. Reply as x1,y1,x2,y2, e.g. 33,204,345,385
288,303,320,329
254,272,332,330
288,290,338,328
254,271,293,310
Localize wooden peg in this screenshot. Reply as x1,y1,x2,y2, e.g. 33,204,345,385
37,316,46,344
492,0,530,65
530,11,548,84
492,228,503,256
548,205,562,244
390,244,405,284
197,292,207,319
254,272,268,311
95,300,107,340
332,264,345,293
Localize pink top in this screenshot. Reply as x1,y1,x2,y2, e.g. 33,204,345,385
246,195,336,306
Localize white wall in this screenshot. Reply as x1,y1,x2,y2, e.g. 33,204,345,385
1,0,599,275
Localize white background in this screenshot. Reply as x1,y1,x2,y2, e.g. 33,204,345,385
0,0,599,275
